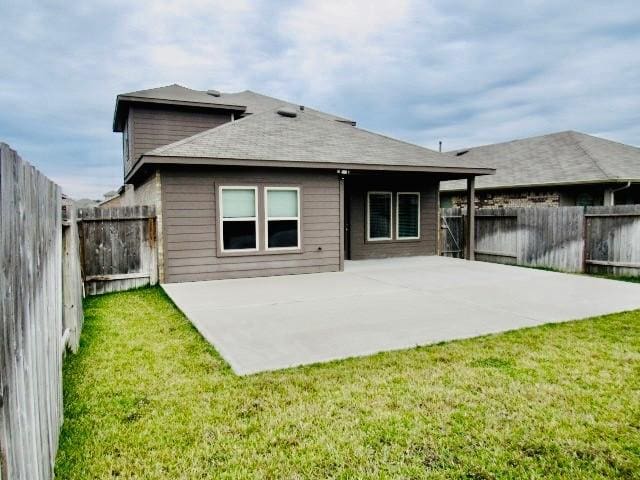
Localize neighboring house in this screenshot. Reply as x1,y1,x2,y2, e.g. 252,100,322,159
440,131,640,208
98,185,135,207
112,84,493,283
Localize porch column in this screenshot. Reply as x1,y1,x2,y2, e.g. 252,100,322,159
466,176,475,260
603,188,615,206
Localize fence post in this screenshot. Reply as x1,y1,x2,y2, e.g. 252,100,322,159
581,205,590,274
62,200,84,353
466,177,475,260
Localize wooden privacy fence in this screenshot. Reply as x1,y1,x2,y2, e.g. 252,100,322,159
441,205,640,275
0,144,66,480
77,206,158,295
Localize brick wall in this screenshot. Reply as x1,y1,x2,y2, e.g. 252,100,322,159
444,189,561,208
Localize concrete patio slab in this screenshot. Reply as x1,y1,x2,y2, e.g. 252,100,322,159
162,256,640,375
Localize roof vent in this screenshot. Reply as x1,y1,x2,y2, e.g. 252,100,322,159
455,150,469,156
206,89,221,97
277,107,297,118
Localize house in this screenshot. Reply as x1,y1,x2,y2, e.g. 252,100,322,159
440,131,640,208
112,84,493,283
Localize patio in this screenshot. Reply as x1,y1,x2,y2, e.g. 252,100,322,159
162,256,640,375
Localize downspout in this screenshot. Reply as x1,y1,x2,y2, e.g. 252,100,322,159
612,180,632,194
604,181,632,205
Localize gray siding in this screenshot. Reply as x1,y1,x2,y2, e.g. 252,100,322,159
161,167,341,282
124,113,134,175
128,105,232,176
348,178,438,260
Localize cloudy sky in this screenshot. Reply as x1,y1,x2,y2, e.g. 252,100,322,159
2,0,639,199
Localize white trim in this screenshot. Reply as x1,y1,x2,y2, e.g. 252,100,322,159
367,191,392,241
264,186,301,251
218,186,259,253
396,192,421,240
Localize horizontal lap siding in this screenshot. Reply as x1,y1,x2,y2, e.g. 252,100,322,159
161,167,341,282
349,179,438,260
129,106,231,175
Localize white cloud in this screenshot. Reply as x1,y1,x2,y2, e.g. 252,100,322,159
1,0,639,197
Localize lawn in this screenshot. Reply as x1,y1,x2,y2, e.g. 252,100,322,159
55,287,640,479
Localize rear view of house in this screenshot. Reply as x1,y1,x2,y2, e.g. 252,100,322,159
113,84,493,282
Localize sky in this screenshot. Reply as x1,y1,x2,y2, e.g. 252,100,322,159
2,0,639,199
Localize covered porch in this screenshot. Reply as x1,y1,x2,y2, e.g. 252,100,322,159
342,172,478,261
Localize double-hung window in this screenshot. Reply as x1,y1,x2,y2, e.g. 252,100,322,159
396,192,420,239
367,192,392,241
265,187,300,249
219,187,258,252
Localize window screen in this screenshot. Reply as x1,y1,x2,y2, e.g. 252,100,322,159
368,192,392,240
397,193,420,239
266,188,299,249
220,188,257,251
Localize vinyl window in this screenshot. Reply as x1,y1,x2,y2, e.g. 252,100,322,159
219,186,258,252
396,192,420,239
265,187,300,250
367,192,392,241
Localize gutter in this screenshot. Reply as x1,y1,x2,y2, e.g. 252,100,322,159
125,155,496,184
441,178,638,193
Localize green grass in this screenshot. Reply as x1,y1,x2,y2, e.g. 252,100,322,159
56,287,640,479
509,263,640,284
591,273,640,284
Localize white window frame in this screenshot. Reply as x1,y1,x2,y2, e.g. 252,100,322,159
367,191,393,241
218,186,259,253
264,186,301,251
396,192,421,240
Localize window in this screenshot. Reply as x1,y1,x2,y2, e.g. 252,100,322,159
396,192,420,239
265,187,300,249
576,192,594,207
367,192,392,241
219,187,258,252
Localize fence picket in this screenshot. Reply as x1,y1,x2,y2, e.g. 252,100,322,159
440,205,640,276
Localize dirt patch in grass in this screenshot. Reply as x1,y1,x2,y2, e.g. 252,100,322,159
55,287,640,479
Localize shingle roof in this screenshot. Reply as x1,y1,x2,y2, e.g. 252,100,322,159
441,131,640,191
213,90,355,124
143,108,492,172
117,84,247,108
115,84,354,129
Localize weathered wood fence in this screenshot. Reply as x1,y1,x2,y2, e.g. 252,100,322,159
0,143,157,479
441,206,640,275
77,206,158,295
0,144,65,480
62,199,84,353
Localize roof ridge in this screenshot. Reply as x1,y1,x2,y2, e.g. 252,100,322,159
275,108,440,156
144,108,280,156
447,130,577,153
571,130,640,152
148,107,445,161
350,125,441,155
123,83,186,95
568,131,615,180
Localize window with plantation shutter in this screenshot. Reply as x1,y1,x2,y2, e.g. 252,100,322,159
396,192,420,239
367,192,392,241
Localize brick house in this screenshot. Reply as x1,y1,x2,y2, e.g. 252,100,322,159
440,131,640,208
